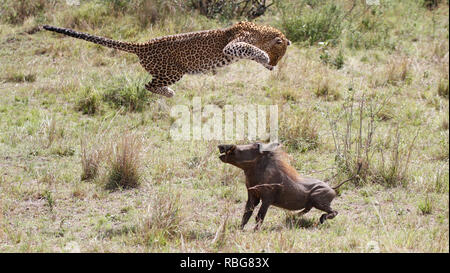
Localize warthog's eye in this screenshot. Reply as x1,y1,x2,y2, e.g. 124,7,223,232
227,146,236,155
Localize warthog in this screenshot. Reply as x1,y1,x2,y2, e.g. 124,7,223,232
218,142,356,230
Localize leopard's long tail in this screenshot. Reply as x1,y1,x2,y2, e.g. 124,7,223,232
42,25,139,54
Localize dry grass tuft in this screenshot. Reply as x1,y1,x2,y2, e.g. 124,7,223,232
279,105,320,152
42,116,58,148
105,133,143,190
370,126,418,187
77,87,102,115
313,76,341,101
139,190,182,246
80,138,102,181
437,79,449,99
387,57,410,85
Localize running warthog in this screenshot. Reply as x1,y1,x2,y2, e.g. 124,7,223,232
218,142,355,230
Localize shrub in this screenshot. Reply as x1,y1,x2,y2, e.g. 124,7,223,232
105,133,143,190
138,189,182,247
279,105,320,152
418,196,432,215
80,138,101,181
144,190,181,238
423,0,442,10
3,71,36,83
0,0,48,24
76,87,102,115
60,1,110,29
370,125,418,187
313,77,341,101
280,1,344,45
102,76,150,112
345,6,393,50
386,58,410,86
327,93,373,184
188,0,274,21
327,91,417,187
42,190,55,212
320,50,345,69
106,0,162,27
437,79,449,99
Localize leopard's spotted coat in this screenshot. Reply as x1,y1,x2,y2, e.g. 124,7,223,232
43,22,290,97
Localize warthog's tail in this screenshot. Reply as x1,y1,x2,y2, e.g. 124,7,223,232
332,162,363,190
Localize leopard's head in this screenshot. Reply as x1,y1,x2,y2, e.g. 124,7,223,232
234,21,291,67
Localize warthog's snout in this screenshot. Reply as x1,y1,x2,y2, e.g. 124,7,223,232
218,144,236,162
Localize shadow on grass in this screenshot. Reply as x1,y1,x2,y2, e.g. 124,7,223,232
284,214,317,230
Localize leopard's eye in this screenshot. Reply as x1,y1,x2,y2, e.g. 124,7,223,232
276,38,283,44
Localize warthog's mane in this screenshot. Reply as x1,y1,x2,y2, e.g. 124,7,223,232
270,148,301,181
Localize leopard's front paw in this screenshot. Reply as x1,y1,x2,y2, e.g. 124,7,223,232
263,63,274,71
254,53,270,65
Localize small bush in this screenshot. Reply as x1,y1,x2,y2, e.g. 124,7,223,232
387,58,410,86
280,1,344,45
138,190,182,247
105,133,143,190
3,71,36,83
102,77,150,112
0,0,48,24
189,0,274,21
346,9,393,50
418,196,432,215
320,50,344,70
423,0,442,10
80,138,101,181
76,87,102,115
327,92,417,187
42,190,55,212
314,77,341,101
327,92,383,184
145,190,181,238
370,126,418,187
437,79,449,99
107,0,161,27
279,105,320,152
62,1,110,29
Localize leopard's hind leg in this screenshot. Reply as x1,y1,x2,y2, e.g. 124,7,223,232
145,73,183,98
145,85,175,98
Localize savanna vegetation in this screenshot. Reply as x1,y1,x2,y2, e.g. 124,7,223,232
0,0,448,252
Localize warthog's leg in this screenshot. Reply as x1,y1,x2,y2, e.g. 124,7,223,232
314,202,338,224
241,193,260,229
254,199,272,231
297,204,312,217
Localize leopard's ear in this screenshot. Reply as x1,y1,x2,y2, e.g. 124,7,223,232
287,40,292,46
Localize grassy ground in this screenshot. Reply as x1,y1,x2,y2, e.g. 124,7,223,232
0,0,448,252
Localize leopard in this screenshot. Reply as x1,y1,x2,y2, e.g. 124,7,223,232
43,21,291,98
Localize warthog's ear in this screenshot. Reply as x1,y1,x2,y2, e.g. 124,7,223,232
258,142,280,153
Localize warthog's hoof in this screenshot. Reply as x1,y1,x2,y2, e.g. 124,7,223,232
319,214,327,224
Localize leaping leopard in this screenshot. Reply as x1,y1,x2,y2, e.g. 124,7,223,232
43,21,291,98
